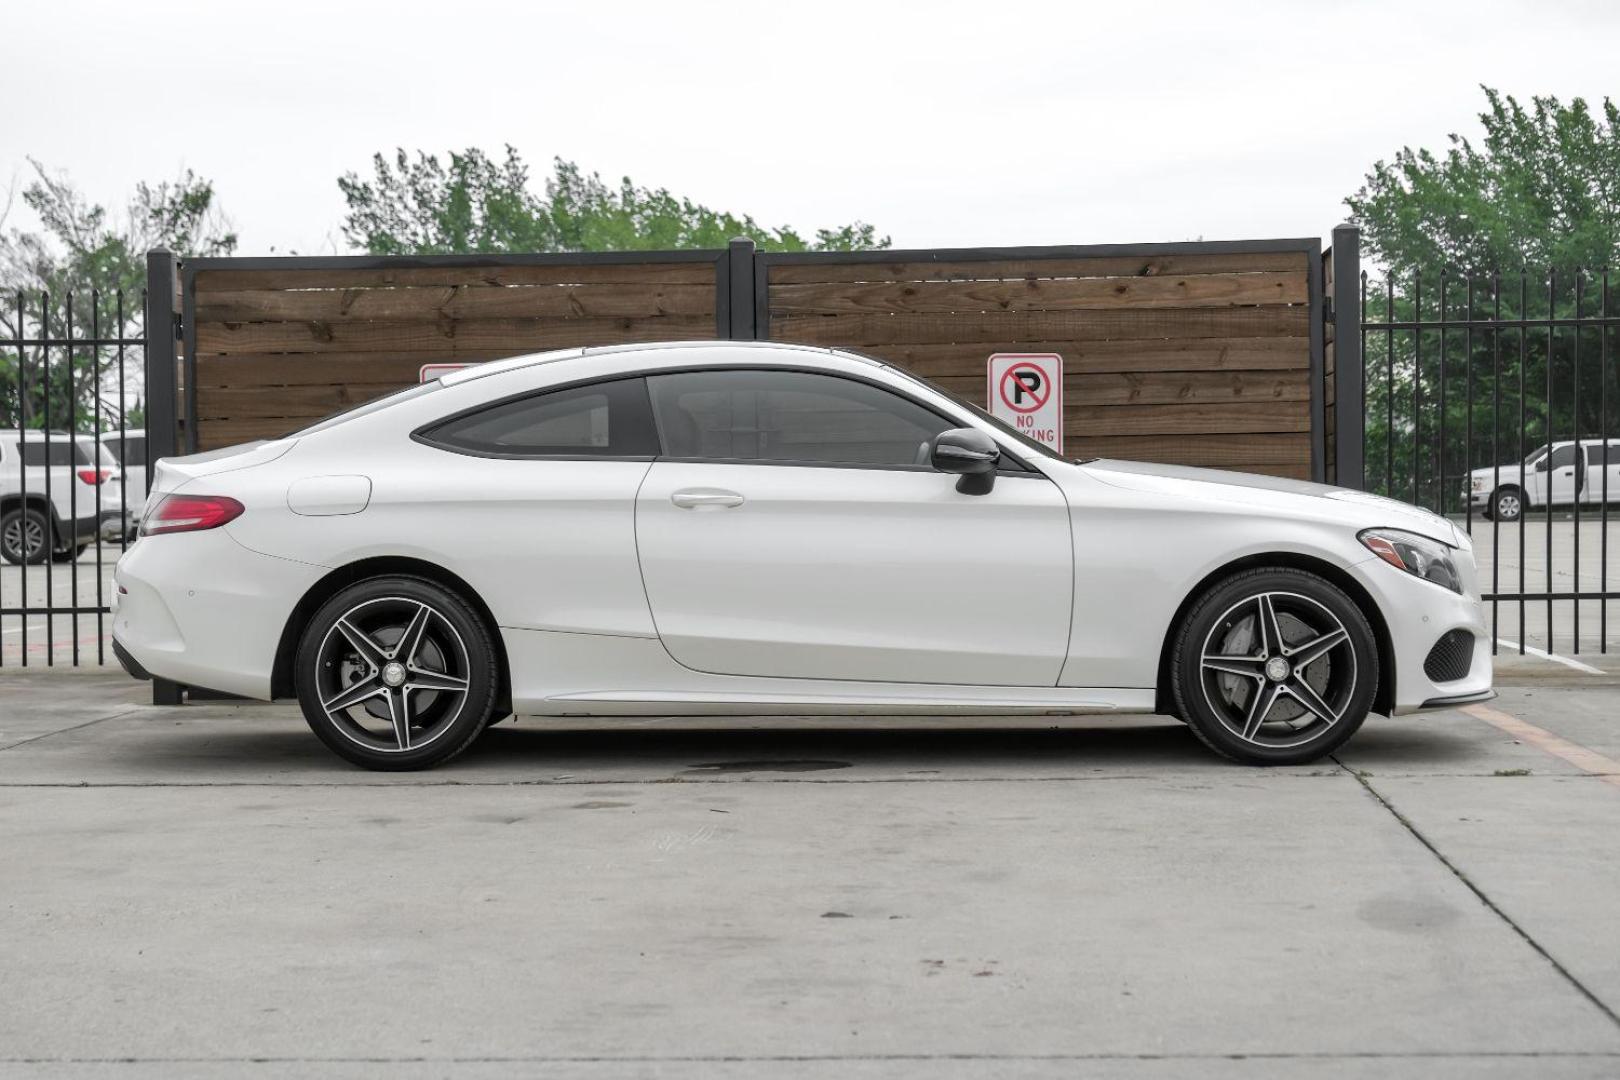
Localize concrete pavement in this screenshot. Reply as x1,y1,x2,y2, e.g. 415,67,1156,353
1,671,1619,1078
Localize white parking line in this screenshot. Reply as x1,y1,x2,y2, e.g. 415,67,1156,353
1,623,47,637
1494,636,1605,675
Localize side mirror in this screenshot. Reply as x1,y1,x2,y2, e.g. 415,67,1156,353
930,427,999,495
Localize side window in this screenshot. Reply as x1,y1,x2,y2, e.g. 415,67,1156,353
1547,444,1582,470
646,369,951,468
20,441,91,466
417,377,658,458
122,437,147,467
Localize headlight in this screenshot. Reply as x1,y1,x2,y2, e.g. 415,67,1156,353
1470,477,1486,492
1359,528,1463,594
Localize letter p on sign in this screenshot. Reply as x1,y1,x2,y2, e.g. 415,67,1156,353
987,353,1063,454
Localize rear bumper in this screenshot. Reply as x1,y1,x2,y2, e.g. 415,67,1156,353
111,637,152,681
112,528,322,700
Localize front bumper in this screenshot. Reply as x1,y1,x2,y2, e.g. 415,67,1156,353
1346,555,1495,714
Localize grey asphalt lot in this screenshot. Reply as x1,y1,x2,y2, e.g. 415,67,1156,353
2,670,1619,1079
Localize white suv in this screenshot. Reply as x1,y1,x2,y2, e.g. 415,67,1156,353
98,428,148,538
0,430,126,564
1467,439,1620,521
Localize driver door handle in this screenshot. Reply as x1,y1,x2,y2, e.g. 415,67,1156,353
671,488,745,510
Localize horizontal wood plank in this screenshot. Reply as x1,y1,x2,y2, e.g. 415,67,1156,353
194,351,522,387
198,418,324,449
926,370,1310,407
767,251,1309,284
194,262,716,292
1068,432,1311,467
855,337,1309,378
1063,401,1310,437
197,383,406,420
195,283,715,322
770,272,1305,315
770,307,1308,347
194,314,714,355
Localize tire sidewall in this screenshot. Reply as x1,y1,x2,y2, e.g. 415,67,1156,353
1,507,51,565
295,575,499,770
1494,487,1522,522
1172,568,1378,765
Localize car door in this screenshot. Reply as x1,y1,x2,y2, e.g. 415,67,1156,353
1541,443,1584,504
1583,441,1617,505
633,367,1074,687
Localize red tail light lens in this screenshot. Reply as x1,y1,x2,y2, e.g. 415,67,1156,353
77,468,112,486
141,494,245,536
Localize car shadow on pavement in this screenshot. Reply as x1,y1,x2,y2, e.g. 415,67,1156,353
57,709,1486,779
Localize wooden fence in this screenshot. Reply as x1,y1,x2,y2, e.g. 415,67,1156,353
758,245,1318,478
158,239,1330,477
181,253,726,449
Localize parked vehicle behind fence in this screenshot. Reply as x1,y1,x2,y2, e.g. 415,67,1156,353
98,429,148,538
1468,439,1620,521
0,431,126,564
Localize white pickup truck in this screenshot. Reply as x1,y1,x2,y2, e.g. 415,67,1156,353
1468,439,1620,521
0,430,127,564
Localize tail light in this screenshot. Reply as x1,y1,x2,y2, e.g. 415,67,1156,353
77,468,113,485
141,494,245,536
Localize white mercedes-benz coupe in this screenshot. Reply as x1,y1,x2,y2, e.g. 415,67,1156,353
111,341,1493,770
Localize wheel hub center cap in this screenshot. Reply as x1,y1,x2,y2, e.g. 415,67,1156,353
381,661,407,687
1265,656,1290,682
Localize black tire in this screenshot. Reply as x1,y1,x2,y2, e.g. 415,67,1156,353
0,506,51,565
294,575,499,771
51,543,90,563
1170,567,1378,766
1490,486,1523,522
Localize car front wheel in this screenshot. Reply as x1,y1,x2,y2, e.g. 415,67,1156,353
1170,568,1378,765
1491,487,1523,522
294,575,499,770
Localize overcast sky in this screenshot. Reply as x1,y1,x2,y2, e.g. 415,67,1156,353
3,0,1617,257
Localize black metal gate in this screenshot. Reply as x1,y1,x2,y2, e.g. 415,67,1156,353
1,287,146,666
1358,258,1619,657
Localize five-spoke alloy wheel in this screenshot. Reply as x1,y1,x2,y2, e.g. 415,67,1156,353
295,576,499,770
1171,568,1377,765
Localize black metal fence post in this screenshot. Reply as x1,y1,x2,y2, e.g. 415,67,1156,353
726,237,757,340
144,249,183,706
1331,224,1364,490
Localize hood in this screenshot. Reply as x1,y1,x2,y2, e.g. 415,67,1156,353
1080,459,1461,546
149,439,297,495
1468,461,1531,479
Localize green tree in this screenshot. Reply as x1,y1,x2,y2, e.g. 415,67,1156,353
1348,87,1620,277
338,147,888,255
1346,89,1620,509
0,160,237,430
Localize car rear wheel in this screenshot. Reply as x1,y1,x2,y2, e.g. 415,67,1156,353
1170,568,1377,765
294,576,499,770
0,507,51,565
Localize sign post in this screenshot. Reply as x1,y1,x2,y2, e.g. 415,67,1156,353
987,353,1063,454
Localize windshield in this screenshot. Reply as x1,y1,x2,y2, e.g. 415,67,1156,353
286,381,444,438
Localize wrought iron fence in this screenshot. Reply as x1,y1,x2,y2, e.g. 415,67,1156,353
1361,266,1619,656
1,289,146,666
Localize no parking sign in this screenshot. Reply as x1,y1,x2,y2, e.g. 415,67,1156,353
987,353,1063,454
